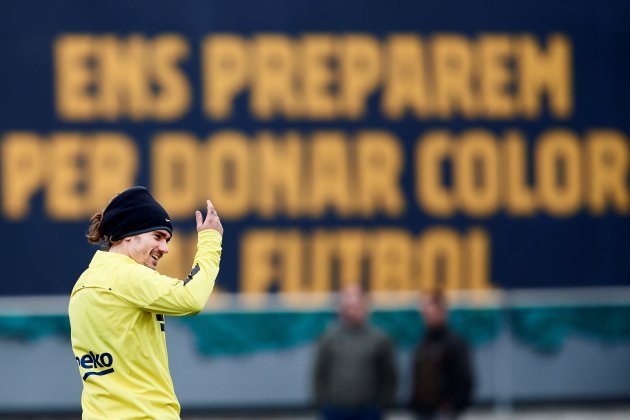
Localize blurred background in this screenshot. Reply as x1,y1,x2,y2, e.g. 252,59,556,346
1,0,629,418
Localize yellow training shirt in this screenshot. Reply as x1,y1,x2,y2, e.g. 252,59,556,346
69,229,222,419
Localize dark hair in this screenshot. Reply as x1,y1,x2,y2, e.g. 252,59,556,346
86,212,111,250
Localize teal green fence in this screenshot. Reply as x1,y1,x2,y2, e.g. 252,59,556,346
2,305,629,355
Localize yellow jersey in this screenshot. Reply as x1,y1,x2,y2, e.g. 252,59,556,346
69,229,222,419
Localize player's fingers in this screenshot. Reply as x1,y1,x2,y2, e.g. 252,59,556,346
207,199,217,218
195,210,203,229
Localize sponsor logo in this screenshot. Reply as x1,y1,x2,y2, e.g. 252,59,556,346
156,313,165,332
75,351,114,381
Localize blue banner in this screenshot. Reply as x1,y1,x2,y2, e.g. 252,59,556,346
1,0,629,295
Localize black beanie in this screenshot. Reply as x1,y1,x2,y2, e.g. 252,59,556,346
101,186,173,242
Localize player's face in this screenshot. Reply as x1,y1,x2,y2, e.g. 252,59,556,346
423,300,446,328
340,285,368,326
128,230,171,270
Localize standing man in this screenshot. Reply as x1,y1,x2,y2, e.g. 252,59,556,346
313,284,398,420
409,292,474,420
69,186,223,419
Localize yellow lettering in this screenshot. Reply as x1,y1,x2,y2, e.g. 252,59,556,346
280,230,304,298
370,230,413,291
152,35,191,120
1,133,45,219
503,131,536,216
203,35,248,119
152,132,199,218
337,230,366,288
255,131,303,218
416,131,454,216
455,130,500,217
300,35,335,119
46,133,83,219
355,131,405,217
204,131,250,218
478,35,514,118
465,228,493,290
241,230,278,295
419,228,462,291
251,34,297,119
586,130,630,215
432,35,475,118
383,35,430,119
309,230,336,294
97,35,147,120
309,132,352,216
339,35,381,119
536,129,582,216
55,35,95,120
518,34,572,118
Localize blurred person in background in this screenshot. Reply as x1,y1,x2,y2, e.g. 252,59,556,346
409,291,474,420
69,186,223,419
313,284,398,420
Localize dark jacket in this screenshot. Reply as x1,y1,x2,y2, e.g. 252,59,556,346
314,322,398,408
409,326,473,416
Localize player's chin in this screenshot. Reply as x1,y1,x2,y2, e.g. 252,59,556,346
145,258,159,270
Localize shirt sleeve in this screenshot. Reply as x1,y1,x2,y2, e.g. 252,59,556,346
112,229,222,315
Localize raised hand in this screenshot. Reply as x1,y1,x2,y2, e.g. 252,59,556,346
195,199,224,235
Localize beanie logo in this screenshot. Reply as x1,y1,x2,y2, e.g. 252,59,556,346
165,218,170,222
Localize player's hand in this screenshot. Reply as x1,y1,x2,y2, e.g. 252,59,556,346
195,199,223,235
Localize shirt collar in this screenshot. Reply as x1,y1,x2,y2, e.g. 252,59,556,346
89,250,136,267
